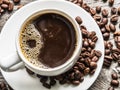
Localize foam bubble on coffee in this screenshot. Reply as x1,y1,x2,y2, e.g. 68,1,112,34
20,23,48,69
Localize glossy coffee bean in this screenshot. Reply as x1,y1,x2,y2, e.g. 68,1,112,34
111,73,118,80
96,6,101,13
111,80,119,87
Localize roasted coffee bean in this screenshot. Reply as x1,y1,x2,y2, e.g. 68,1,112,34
1,3,8,9
105,49,111,55
109,0,114,6
70,72,75,80
88,47,92,52
26,68,34,75
72,80,80,85
103,32,110,40
80,25,87,30
90,42,95,48
103,59,112,67
109,23,116,32
111,73,118,80
95,50,102,57
108,87,114,90
8,2,13,11
91,50,95,57
75,16,82,25
40,76,48,83
107,42,113,50
114,36,120,49
77,62,86,70
3,0,10,4
111,7,117,15
90,62,97,69
43,83,51,89
74,70,82,79
92,56,98,62
81,29,89,37
13,0,20,3
97,21,103,28
84,67,90,75
84,58,91,66
101,28,106,34
83,40,89,47
112,48,120,54
89,31,96,38
105,56,113,61
114,31,120,36
50,79,56,86
90,8,96,16
111,53,119,61
118,7,120,15
111,80,119,87
93,15,101,21
81,47,87,52
82,3,90,12
101,18,108,25
91,36,98,42
102,9,109,17
110,15,118,24
105,25,110,32
73,66,79,70
90,69,96,75
96,6,101,13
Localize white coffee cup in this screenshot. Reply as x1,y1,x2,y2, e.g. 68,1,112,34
0,2,82,76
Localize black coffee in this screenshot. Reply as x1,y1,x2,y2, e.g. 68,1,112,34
20,13,76,68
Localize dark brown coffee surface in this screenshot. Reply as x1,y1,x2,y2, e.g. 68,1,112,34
34,13,76,68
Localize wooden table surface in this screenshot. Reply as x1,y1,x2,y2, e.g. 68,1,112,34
0,0,120,90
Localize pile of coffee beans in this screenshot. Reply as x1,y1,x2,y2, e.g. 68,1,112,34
25,14,102,89
0,0,21,15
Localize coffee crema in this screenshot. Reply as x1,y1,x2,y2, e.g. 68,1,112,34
20,13,76,68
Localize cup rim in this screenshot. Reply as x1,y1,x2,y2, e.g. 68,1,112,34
16,8,82,72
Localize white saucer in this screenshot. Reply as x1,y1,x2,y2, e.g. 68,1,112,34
0,0,104,90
